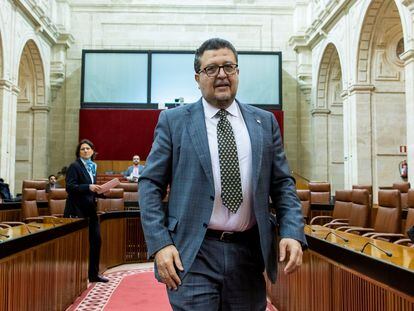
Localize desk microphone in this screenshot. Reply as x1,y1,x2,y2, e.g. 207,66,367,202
360,241,392,257
323,231,349,243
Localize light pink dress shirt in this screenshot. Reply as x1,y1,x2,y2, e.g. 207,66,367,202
202,98,256,232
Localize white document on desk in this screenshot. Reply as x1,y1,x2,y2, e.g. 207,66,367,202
97,178,120,194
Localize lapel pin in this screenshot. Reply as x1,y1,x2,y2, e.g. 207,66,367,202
256,119,261,124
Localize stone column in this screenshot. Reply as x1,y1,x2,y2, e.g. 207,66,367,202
401,49,414,184
0,79,19,193
298,82,312,179
311,108,330,181
341,90,352,189
31,105,50,179
346,84,375,186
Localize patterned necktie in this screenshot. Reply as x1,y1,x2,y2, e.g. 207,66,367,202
217,109,243,213
85,159,96,176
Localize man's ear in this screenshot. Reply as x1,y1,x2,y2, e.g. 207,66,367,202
195,73,200,84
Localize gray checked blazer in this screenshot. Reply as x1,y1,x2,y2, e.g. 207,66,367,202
139,99,306,283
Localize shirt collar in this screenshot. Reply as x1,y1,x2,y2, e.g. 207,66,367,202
80,158,87,166
202,98,239,119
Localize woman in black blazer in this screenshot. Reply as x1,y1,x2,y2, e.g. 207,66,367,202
64,139,108,283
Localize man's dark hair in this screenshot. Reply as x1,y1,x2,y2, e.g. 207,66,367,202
48,174,56,180
75,138,96,160
194,38,238,73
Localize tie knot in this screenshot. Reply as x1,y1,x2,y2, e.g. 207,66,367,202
217,109,228,119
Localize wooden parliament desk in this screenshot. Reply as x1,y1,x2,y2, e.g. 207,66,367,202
0,211,147,311
267,225,414,311
0,201,49,222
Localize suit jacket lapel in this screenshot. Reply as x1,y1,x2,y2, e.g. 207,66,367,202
186,100,215,192
77,158,94,184
238,102,263,193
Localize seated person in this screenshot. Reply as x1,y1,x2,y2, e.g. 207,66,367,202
408,226,414,243
45,174,62,193
124,155,144,182
0,178,12,201
0,178,20,202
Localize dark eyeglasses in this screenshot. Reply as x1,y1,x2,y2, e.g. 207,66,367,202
198,63,238,77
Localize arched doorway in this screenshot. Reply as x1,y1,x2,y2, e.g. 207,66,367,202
354,0,406,197
15,40,47,193
314,43,344,192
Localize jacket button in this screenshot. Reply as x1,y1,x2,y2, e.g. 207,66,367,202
210,196,214,201
203,223,208,228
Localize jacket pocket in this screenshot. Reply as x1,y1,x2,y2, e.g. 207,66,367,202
167,216,178,232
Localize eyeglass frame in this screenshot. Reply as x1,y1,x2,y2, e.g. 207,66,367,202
197,63,239,77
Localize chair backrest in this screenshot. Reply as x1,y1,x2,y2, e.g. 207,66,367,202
22,188,39,220
374,190,401,234
352,185,373,206
308,182,331,204
22,180,48,202
348,189,370,228
97,188,124,212
392,182,410,209
48,188,68,216
296,190,310,220
116,182,138,203
332,190,353,220
405,189,414,234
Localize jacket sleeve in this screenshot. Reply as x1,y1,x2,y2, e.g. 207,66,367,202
138,111,173,258
269,114,307,248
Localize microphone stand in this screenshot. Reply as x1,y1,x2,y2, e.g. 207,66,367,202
360,241,392,257
323,231,349,243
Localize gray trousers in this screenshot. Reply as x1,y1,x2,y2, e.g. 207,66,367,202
167,233,267,311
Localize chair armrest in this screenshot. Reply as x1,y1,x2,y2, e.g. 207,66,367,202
330,218,349,223
324,221,348,228
344,227,374,234
310,216,333,225
394,238,413,246
363,233,404,240
25,217,45,223
2,221,33,233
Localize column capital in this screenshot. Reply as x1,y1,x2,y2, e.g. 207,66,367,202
340,90,349,100
402,0,414,11
311,108,330,116
0,79,20,95
348,84,375,94
31,105,50,112
400,49,414,64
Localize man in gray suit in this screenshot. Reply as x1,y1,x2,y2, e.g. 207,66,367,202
124,155,145,182
139,38,306,310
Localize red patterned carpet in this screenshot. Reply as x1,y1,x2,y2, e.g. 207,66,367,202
67,267,278,310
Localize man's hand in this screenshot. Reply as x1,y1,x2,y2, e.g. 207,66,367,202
279,238,303,275
155,245,184,290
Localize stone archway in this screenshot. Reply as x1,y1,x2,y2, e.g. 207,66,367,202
352,0,406,197
314,43,344,192
15,40,48,193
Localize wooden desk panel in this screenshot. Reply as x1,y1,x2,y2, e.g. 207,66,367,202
99,211,148,271
0,220,88,311
267,225,414,311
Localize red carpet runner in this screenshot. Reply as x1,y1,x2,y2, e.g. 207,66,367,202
68,267,277,310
